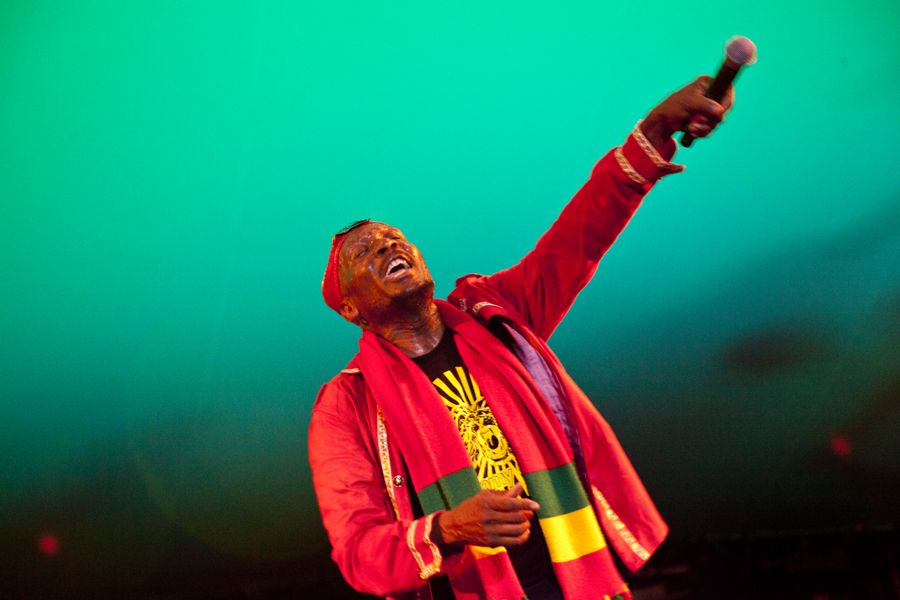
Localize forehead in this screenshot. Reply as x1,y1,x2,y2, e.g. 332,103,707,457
340,223,404,254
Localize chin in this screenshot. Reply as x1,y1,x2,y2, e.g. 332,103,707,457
377,276,432,315
396,277,435,303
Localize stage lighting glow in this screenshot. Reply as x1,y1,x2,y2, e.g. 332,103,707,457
37,533,60,557
829,435,852,459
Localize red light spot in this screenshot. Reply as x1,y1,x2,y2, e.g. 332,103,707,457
830,435,852,458
38,533,60,556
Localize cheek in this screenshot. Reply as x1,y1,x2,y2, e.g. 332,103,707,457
347,270,385,298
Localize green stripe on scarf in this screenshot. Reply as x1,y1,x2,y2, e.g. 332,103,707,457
522,462,589,518
418,466,483,513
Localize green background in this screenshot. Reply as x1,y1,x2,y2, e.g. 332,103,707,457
2,0,899,596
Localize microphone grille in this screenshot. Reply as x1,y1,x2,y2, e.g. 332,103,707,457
725,36,757,66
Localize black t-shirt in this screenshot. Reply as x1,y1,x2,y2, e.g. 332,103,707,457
409,329,560,599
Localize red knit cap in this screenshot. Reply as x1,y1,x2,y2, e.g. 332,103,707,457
322,220,375,314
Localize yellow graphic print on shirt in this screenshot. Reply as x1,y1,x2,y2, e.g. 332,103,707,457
432,366,528,493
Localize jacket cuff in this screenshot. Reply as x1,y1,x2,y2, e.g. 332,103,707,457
614,121,685,188
406,512,443,579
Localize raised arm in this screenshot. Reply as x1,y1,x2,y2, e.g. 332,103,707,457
455,77,732,340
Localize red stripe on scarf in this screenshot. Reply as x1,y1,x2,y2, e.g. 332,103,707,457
358,331,473,490
552,549,631,600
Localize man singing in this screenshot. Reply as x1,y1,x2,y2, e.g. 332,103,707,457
309,77,733,600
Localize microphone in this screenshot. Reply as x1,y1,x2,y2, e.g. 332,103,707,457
681,36,757,147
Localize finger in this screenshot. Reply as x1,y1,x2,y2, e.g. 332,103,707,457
701,99,725,121
720,85,735,112
503,482,525,498
689,114,710,127
513,526,532,545
497,483,540,512
493,496,540,513
688,122,712,138
488,507,531,523
694,75,714,90
491,521,531,537
488,523,532,546
493,531,531,547
497,525,533,547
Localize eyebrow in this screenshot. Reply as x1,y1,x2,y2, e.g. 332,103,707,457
344,227,405,259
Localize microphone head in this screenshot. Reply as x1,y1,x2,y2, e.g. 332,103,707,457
725,36,757,66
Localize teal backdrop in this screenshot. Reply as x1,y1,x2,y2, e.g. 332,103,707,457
1,0,899,596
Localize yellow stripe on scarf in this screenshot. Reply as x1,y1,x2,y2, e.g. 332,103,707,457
469,545,508,560
540,505,607,563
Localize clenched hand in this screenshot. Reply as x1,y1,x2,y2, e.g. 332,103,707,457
640,75,735,150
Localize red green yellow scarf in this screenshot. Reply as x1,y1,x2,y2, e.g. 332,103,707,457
357,300,630,600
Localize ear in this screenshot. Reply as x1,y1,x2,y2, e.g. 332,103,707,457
340,300,361,326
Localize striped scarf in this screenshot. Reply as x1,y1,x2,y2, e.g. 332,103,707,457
357,300,629,600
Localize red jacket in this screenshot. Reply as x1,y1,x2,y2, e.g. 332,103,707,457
309,128,683,600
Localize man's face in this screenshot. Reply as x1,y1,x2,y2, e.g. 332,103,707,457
337,222,434,325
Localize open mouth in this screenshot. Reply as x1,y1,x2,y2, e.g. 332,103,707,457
384,256,412,279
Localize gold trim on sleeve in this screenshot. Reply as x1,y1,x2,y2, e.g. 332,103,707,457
406,515,442,579
377,408,400,519
632,121,685,173
406,519,426,574
592,486,651,562
614,147,650,186
421,512,443,577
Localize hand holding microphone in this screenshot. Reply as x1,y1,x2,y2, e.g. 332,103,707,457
639,36,756,151
681,36,757,147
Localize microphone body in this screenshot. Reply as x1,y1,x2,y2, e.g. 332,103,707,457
681,36,756,147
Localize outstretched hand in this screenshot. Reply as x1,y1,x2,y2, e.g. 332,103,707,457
437,482,540,548
640,76,735,150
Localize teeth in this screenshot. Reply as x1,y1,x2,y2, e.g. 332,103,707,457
387,257,409,274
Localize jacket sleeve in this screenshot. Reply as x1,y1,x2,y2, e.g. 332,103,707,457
309,377,446,597
466,128,683,341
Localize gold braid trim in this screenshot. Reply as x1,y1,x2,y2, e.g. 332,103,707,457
376,408,400,519
406,519,426,575
632,121,685,173
614,147,649,186
592,486,651,562
406,515,442,579
472,301,501,316
421,513,442,577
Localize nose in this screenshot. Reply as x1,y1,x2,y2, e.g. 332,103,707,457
376,237,399,256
